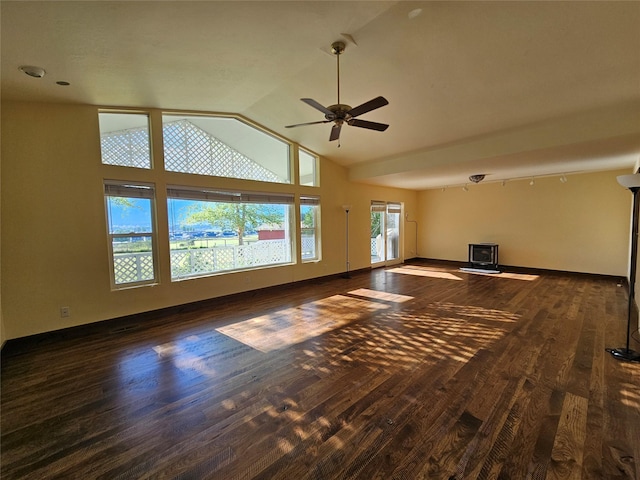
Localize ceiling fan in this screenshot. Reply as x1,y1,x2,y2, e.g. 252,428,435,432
285,41,389,142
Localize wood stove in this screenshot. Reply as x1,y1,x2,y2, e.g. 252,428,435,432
466,243,500,272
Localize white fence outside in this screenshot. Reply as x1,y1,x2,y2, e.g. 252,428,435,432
113,252,155,284
171,240,291,279
113,239,316,284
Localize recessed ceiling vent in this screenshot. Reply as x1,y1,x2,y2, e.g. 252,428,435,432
19,65,46,78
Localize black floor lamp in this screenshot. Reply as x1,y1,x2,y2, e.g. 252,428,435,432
607,174,640,362
342,204,351,278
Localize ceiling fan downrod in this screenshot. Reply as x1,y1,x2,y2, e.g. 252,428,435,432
331,41,345,106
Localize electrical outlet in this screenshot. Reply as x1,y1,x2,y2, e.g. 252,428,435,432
60,306,70,318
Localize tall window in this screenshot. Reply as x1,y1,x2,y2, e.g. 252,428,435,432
300,196,320,261
104,182,157,287
162,114,291,183
299,149,319,186
167,186,294,280
99,113,152,169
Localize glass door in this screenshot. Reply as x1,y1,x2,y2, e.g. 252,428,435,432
371,201,402,266
386,203,401,264
371,202,385,265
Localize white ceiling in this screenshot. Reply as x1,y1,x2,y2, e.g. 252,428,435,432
2,1,639,190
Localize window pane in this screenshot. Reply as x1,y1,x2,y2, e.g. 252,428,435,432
106,197,153,234
299,149,318,186
386,204,401,261
301,197,320,261
168,189,293,280
105,186,156,287
99,113,151,169
162,115,290,183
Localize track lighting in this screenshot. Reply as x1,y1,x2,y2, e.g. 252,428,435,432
441,172,572,190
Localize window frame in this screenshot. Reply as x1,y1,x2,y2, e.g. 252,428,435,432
98,111,153,170
161,113,292,184
104,181,159,289
166,185,296,281
300,195,321,262
298,148,319,187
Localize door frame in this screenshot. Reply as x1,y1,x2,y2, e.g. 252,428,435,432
370,201,403,267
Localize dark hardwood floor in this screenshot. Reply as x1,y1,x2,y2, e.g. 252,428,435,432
2,260,639,479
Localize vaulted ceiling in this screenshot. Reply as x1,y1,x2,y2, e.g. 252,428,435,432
2,1,639,190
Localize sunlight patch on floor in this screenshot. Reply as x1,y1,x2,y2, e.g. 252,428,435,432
620,382,640,408
387,266,464,280
431,302,520,323
152,336,218,377
291,304,514,373
348,288,414,303
216,294,389,353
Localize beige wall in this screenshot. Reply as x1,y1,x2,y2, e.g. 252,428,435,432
0,119,4,347
418,170,632,276
2,100,633,342
1,101,417,340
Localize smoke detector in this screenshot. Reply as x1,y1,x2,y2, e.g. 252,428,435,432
469,174,486,184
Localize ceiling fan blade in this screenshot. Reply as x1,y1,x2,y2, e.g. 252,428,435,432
301,98,333,115
285,120,331,128
348,118,389,132
329,123,342,141
347,96,389,118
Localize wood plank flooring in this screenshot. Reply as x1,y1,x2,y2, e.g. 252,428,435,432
2,260,639,479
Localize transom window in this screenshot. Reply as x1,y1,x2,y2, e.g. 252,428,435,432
299,149,319,186
162,114,291,183
99,113,152,169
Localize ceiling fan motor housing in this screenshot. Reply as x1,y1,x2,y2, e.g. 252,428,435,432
325,104,352,122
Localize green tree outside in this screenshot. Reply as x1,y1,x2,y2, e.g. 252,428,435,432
185,203,284,245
